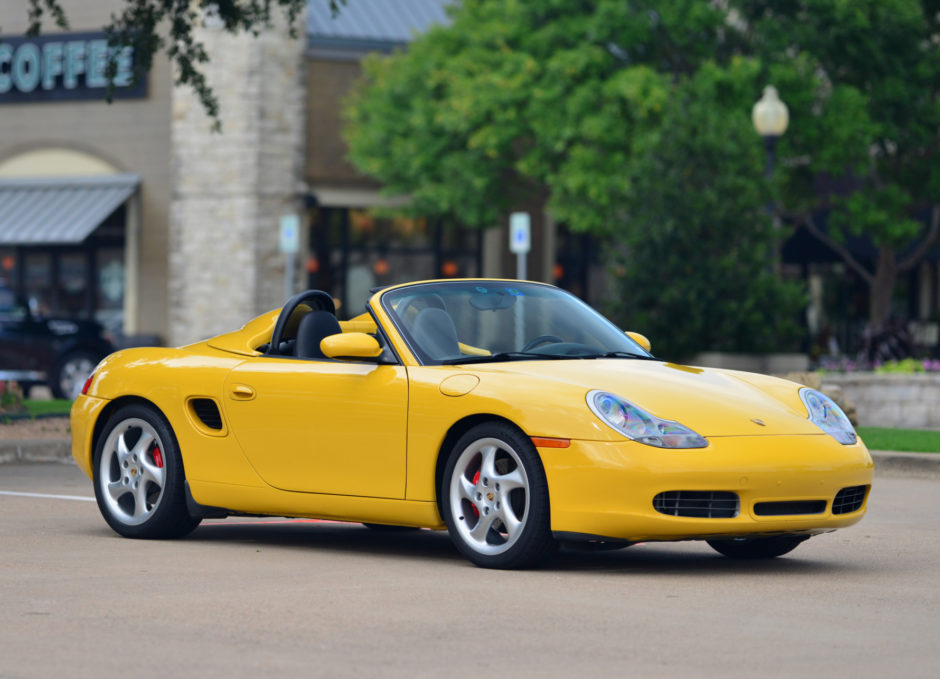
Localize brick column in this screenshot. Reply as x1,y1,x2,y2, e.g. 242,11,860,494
169,11,306,345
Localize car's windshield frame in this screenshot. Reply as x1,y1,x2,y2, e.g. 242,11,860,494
379,280,651,366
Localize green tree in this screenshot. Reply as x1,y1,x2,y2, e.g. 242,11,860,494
345,0,938,339
609,61,805,359
344,0,803,356
738,0,940,330
21,0,343,126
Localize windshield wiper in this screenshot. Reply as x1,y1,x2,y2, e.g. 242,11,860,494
440,351,571,365
581,351,660,360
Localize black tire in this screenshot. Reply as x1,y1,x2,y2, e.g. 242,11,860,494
362,523,421,532
93,404,200,539
51,350,98,399
440,422,555,569
707,535,808,559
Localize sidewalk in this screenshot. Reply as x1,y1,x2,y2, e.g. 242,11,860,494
1,436,938,478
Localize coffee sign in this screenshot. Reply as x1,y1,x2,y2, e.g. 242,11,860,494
0,31,147,103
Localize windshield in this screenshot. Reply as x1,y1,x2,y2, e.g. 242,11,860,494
381,281,651,365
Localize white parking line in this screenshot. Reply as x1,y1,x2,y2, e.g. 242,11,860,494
0,490,94,502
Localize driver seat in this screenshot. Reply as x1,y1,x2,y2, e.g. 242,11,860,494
295,310,342,359
411,307,460,360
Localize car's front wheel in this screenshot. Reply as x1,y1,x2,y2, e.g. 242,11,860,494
707,535,808,559
93,404,200,539
441,422,555,569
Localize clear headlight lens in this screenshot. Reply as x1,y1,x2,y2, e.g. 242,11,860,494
587,390,707,449
799,388,857,445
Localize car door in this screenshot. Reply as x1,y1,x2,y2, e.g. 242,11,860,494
222,357,408,499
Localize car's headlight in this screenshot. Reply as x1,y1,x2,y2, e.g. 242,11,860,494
799,388,857,445
587,390,707,448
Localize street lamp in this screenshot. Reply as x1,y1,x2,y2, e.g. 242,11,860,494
752,85,789,179
753,86,789,273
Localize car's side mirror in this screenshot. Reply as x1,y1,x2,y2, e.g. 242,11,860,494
625,331,651,353
320,332,383,360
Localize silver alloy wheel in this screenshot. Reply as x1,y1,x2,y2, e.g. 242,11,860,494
59,355,95,399
448,437,530,556
98,417,167,526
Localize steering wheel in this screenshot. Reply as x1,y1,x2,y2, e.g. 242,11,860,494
521,335,565,352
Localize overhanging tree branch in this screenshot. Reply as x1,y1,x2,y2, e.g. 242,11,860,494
795,213,875,285
898,205,940,272
24,0,347,129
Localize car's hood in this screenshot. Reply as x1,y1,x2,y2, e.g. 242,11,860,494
467,359,819,437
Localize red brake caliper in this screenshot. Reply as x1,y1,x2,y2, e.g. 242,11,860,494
470,470,480,517
152,444,164,469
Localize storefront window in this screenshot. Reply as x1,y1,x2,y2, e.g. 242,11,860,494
96,248,125,332
309,207,481,318
24,252,53,315
59,252,88,316
0,248,16,288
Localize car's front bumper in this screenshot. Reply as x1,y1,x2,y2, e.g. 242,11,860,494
537,434,874,543
70,394,110,478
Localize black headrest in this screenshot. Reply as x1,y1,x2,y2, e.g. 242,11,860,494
295,311,342,359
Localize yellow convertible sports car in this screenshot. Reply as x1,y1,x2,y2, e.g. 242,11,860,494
71,279,873,569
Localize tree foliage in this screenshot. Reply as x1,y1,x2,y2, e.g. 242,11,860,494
344,0,804,355
609,61,805,358
23,0,342,127
346,0,939,339
739,0,940,329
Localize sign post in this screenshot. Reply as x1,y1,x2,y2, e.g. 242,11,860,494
508,212,531,350
509,212,531,281
279,214,300,300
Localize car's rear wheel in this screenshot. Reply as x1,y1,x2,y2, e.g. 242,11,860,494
707,535,808,559
441,422,555,569
93,404,200,539
51,350,97,399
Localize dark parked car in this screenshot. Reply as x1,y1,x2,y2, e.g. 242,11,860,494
0,285,114,399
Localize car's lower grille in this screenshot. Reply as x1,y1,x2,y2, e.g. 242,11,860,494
191,398,223,430
832,485,869,514
753,500,826,516
653,491,739,518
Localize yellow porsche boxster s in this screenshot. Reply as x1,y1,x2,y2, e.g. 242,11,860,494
71,279,873,569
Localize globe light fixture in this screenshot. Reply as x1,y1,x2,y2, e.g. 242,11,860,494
752,85,789,138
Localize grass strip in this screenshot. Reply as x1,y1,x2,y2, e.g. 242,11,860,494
857,426,940,454
24,399,73,417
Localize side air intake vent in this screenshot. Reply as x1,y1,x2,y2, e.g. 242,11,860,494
653,491,739,518
191,398,223,430
832,485,869,514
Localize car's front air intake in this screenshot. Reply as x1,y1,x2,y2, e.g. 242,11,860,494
653,491,739,518
832,485,869,514
753,500,826,516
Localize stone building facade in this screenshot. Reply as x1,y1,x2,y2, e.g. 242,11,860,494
0,0,582,347
169,13,307,344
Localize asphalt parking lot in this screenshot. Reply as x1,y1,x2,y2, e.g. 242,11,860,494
1,463,938,678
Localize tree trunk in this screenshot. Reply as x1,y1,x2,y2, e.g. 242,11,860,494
869,245,897,330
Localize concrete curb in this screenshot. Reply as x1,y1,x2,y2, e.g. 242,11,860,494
1,438,938,478
0,438,72,465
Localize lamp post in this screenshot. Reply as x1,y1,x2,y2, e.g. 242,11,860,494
752,85,789,181
752,86,789,270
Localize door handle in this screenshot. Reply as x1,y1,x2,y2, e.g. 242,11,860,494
230,384,256,400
